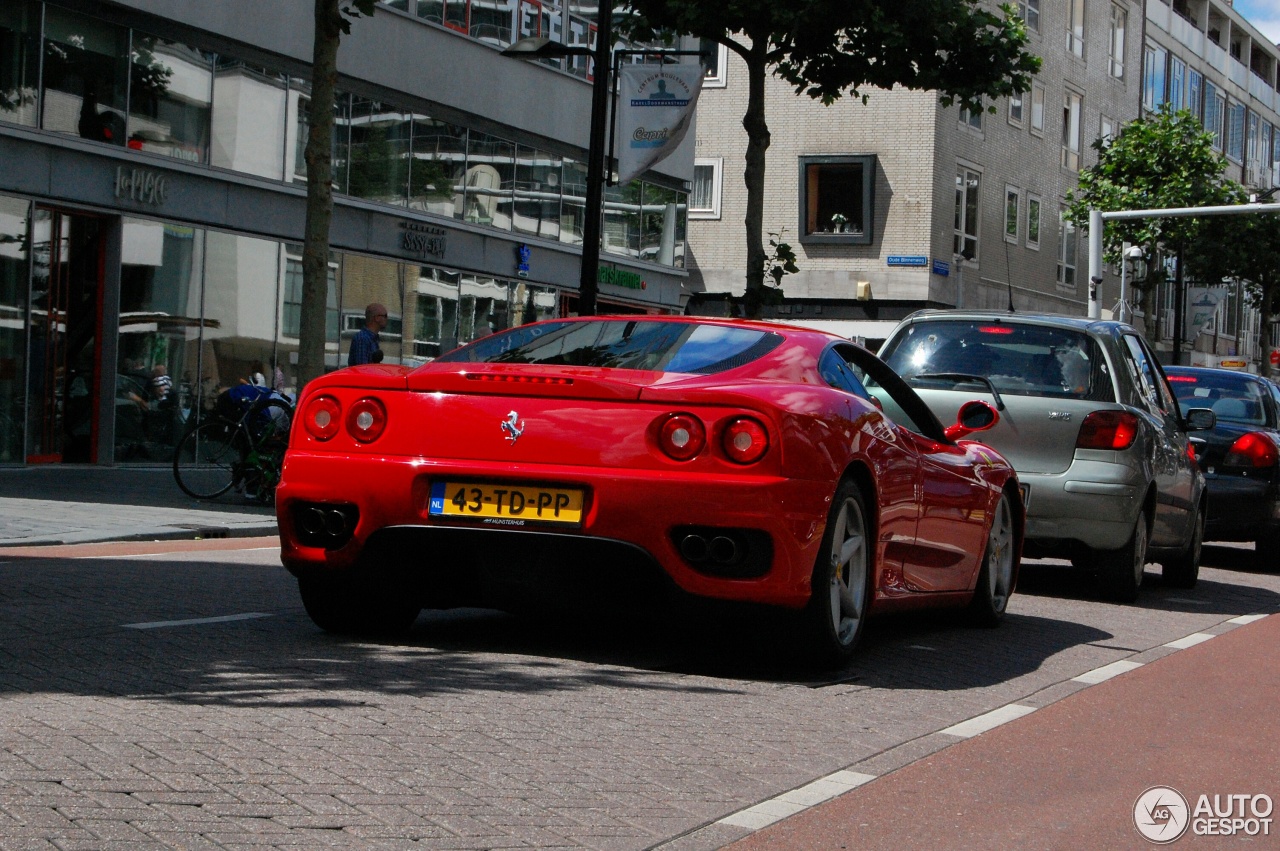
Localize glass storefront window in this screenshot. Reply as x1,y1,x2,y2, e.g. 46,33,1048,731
413,267,461,360
463,132,515,230
0,194,29,463
0,0,40,128
409,114,467,217
560,157,587,245
41,6,130,145
514,145,562,240
603,180,642,258
128,36,214,164
211,59,289,179
116,218,205,462
640,183,686,267
347,97,412,206
281,248,340,379
338,254,405,366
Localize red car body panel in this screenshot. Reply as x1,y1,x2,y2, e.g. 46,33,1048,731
277,317,1020,615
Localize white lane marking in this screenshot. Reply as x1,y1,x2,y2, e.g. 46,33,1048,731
122,613,272,629
1164,632,1215,649
717,771,876,830
1073,659,1144,684
939,703,1036,738
89,546,280,560
1228,614,1269,625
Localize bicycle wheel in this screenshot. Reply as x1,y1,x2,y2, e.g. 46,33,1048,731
173,417,244,499
243,399,294,502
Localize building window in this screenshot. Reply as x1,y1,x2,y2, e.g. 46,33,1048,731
282,254,338,340
1169,56,1185,110
954,166,981,261
1143,43,1167,111
1062,90,1083,171
1226,100,1245,162
1067,0,1086,58
1109,5,1127,78
1030,82,1045,134
1018,0,1040,33
1057,205,1077,289
960,101,983,131
1026,195,1041,249
1188,68,1203,121
1100,114,1116,146
1009,91,1024,126
1205,81,1224,149
690,157,722,219
798,155,876,244
701,39,727,88
1005,186,1021,242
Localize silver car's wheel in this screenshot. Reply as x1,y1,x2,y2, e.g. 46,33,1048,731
1162,504,1203,588
967,490,1018,626
1099,509,1148,603
802,480,872,666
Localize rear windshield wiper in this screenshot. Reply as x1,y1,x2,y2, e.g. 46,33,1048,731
911,372,1006,411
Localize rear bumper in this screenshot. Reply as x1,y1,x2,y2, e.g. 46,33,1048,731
1203,474,1280,542
276,450,832,608
1019,460,1145,552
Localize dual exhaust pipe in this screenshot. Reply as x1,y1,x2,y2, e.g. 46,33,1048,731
677,531,743,566
293,503,357,548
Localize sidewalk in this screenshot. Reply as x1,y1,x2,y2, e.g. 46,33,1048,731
0,466,276,546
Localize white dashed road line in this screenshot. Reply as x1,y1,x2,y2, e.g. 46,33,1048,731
1163,632,1216,649
1073,659,1145,684
939,703,1038,738
718,771,877,830
1228,613,1269,625
122,612,273,629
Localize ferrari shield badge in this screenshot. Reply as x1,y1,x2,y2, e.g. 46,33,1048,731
501,410,525,445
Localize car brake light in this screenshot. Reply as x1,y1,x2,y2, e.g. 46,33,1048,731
657,413,706,461
722,417,769,464
978,325,1014,334
304,395,341,441
346,397,387,443
1224,432,1279,468
1166,375,1197,383
1076,410,1140,450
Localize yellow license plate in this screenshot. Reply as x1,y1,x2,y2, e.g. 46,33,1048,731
429,481,585,526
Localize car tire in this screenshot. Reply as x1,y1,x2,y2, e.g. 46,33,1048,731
298,573,420,636
1162,504,1204,589
966,488,1018,627
1097,509,1148,603
800,479,873,668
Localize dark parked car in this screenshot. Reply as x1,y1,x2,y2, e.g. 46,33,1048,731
878,311,1215,601
1166,366,1280,555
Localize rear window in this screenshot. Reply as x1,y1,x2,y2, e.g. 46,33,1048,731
435,319,783,374
1167,371,1269,426
880,319,1114,401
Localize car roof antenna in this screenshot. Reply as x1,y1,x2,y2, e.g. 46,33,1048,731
1004,241,1015,313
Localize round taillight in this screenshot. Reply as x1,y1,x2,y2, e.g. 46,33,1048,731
658,413,706,461
346,397,387,443
722,417,769,464
1224,432,1279,468
304,395,341,441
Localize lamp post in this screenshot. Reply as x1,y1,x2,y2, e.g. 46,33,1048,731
502,0,613,316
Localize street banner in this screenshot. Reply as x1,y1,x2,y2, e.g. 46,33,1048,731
615,64,704,184
1185,286,1228,339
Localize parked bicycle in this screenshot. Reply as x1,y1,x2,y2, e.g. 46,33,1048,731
172,386,294,503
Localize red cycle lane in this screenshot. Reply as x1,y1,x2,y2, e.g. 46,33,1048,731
728,613,1280,850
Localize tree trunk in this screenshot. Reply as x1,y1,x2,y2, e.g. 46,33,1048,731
740,41,770,319
298,0,344,389
1259,280,1278,379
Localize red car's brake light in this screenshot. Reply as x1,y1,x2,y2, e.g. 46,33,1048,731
657,413,706,461
721,417,769,464
978,325,1014,334
1224,432,1279,468
1076,410,1140,450
467,374,573,385
346,397,387,443
303,395,341,441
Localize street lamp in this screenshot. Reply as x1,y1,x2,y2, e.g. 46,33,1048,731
502,0,614,317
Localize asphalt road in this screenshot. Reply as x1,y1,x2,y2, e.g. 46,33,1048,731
1,538,1276,849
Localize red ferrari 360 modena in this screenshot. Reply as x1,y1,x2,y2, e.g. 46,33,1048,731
278,316,1023,664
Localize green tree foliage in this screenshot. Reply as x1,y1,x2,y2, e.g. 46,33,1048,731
299,0,376,389
1065,106,1238,335
1185,203,1280,375
620,0,1039,316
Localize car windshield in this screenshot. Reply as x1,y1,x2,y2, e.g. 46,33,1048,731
1167,372,1269,426
435,320,784,374
880,319,1113,402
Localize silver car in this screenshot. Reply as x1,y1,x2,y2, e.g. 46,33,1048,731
877,311,1214,602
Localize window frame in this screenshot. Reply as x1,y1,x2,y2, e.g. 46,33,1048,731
1062,89,1083,172
1008,90,1024,127
1026,194,1042,250
1067,0,1086,59
1109,4,1127,79
954,164,982,263
1030,81,1046,135
797,154,876,246
689,157,723,219
1004,185,1021,243
1056,203,1078,290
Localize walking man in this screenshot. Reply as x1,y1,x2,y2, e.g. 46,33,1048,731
348,303,388,366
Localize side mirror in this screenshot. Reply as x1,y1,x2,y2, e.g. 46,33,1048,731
1184,407,1216,431
944,400,999,441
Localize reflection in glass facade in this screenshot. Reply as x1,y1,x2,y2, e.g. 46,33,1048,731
0,195,28,463
0,0,40,128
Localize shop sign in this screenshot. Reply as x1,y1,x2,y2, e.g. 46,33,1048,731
1218,359,1248,369
114,166,168,206
516,244,531,278
599,266,645,290
400,221,446,260
932,258,950,276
